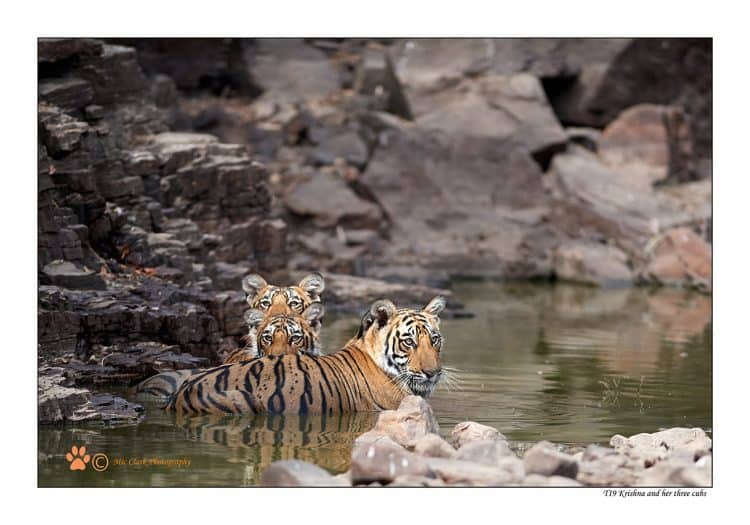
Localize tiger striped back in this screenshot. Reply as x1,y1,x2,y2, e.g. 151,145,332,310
166,296,447,415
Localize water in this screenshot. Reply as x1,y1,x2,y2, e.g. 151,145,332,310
38,282,712,487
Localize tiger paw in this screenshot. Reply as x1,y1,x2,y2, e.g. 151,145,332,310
65,445,90,471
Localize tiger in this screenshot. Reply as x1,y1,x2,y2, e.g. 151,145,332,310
165,296,446,416
224,303,325,363
135,304,324,398
243,272,325,330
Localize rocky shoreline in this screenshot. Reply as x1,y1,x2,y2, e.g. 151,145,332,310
261,396,712,487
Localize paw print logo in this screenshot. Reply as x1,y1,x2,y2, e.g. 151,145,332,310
65,445,90,471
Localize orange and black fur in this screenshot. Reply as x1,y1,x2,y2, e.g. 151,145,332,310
166,296,446,415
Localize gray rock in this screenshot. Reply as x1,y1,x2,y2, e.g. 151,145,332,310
350,435,433,485
455,439,515,467
424,457,519,486
553,241,633,287
39,77,94,111
284,172,382,229
415,74,567,159
41,260,106,290
310,130,369,168
610,428,712,467
413,433,456,459
246,39,340,103
451,421,507,448
390,475,446,487
523,441,579,479
635,454,711,487
523,474,583,487
261,460,347,487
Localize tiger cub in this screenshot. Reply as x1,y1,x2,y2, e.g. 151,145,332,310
135,306,323,398
224,303,324,363
243,272,325,331
166,296,447,415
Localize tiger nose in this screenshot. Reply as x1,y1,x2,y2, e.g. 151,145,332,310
423,367,440,379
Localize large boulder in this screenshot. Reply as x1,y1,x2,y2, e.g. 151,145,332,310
359,117,551,278
598,104,695,188
553,241,633,286
522,441,580,479
369,395,440,450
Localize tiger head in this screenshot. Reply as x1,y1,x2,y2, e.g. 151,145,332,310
244,303,325,358
242,272,325,332
358,296,446,397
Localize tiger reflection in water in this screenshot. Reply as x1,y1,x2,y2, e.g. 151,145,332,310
175,411,378,484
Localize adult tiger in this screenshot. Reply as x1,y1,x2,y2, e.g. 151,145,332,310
134,305,324,398
243,272,325,331
166,296,446,415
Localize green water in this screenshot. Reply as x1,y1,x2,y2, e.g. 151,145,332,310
38,282,712,487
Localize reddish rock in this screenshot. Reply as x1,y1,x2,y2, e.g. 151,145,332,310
642,227,711,291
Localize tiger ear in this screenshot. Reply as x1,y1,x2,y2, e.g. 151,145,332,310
370,299,396,329
302,302,325,324
423,296,446,316
242,274,267,296
298,272,325,298
244,308,265,330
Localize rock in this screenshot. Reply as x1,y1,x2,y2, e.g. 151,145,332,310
641,227,711,291
424,457,519,486
523,441,579,479
38,369,92,424
523,474,583,487
320,273,456,315
598,104,694,188
360,120,550,278
635,454,711,487
390,475,446,487
576,445,641,486
39,77,95,111
455,439,515,466
547,38,711,160
246,39,340,103
41,260,107,290
309,130,369,168
355,46,413,120
610,428,712,467
566,126,601,151
553,241,633,286
350,436,433,485
451,421,507,448
38,368,143,425
415,74,567,160
547,146,702,263
261,460,347,487
369,395,440,449
413,433,456,459
38,38,103,63
284,172,382,228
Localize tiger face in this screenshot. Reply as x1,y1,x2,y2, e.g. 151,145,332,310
244,303,325,358
242,273,325,332
359,296,446,397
